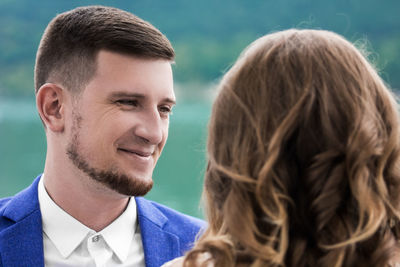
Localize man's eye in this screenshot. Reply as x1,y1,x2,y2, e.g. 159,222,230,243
159,106,173,115
116,99,138,106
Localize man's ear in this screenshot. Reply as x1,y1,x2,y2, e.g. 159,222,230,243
36,83,66,132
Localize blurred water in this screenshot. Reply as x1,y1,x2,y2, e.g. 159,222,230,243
0,97,211,218
0,97,38,121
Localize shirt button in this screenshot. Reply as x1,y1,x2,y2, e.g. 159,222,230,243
92,235,100,242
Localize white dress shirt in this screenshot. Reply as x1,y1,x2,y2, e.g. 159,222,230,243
38,177,145,267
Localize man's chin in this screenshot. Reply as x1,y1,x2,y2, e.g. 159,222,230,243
113,179,154,197
96,173,154,197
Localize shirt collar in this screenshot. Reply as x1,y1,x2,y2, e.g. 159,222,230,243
100,196,137,262
38,176,137,262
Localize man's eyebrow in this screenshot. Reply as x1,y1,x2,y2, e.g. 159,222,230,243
109,91,176,105
109,92,145,99
163,98,176,105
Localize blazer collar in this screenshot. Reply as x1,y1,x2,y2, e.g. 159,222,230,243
2,175,41,222
136,197,181,267
0,175,44,266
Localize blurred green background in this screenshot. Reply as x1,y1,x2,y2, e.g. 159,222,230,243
0,0,399,218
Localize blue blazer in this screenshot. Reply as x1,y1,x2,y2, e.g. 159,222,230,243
0,176,205,267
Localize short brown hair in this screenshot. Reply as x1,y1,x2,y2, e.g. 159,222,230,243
35,5,174,93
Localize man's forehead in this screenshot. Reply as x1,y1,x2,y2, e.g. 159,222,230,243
83,50,174,99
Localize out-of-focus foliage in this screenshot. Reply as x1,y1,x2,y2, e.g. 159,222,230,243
0,0,399,96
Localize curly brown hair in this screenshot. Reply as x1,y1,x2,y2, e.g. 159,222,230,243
184,29,400,267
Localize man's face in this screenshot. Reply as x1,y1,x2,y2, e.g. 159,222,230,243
66,50,175,196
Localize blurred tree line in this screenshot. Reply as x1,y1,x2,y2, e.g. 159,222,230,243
0,0,399,97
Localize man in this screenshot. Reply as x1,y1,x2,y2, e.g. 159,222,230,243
0,6,205,267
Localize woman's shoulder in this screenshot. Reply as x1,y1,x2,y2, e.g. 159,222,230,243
162,253,214,267
161,257,184,267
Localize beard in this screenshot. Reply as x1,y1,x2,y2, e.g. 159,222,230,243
66,113,153,196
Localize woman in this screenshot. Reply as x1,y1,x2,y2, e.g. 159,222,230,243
167,29,400,266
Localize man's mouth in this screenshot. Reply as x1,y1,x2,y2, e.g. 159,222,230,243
118,148,152,158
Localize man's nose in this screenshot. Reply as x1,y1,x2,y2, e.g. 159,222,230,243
134,109,164,145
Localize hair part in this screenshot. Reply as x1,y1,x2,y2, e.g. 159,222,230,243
185,29,400,266
35,5,174,94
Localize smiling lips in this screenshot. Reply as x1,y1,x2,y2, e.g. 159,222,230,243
118,148,153,159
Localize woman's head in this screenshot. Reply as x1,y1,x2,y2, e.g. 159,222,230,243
188,29,400,266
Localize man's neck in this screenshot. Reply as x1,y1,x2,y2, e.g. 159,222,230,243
42,169,130,232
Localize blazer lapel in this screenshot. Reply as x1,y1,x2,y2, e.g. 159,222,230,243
136,197,181,267
0,210,44,266
0,176,44,266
